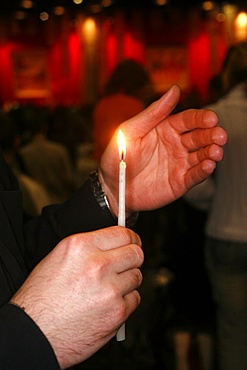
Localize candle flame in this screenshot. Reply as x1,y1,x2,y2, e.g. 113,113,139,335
118,129,126,161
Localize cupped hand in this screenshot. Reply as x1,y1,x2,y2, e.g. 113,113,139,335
10,226,143,369
100,85,228,215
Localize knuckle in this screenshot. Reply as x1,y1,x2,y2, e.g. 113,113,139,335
135,269,143,287
131,268,143,289
115,301,127,322
121,227,133,242
87,254,108,279
132,290,142,307
120,227,142,247
60,234,83,257
131,244,144,265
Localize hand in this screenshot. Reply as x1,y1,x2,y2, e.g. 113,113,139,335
10,227,143,369
99,85,228,215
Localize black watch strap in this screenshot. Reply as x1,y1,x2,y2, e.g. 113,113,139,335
90,168,117,220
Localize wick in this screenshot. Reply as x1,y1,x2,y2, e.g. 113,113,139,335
120,151,125,161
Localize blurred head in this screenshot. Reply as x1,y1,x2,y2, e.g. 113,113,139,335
208,74,224,103
23,105,49,136
221,42,247,93
0,111,20,155
104,59,153,102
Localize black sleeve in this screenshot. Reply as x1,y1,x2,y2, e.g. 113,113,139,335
24,179,117,271
0,304,59,370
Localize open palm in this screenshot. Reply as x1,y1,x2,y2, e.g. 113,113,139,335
100,85,228,214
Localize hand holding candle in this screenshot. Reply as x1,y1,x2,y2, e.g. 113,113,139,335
116,129,126,341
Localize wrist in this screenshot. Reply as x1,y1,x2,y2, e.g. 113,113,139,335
90,168,117,220
97,168,139,228
98,168,119,217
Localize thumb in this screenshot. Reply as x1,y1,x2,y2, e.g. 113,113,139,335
121,84,181,140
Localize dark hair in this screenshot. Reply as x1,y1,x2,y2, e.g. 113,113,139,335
0,112,19,152
221,42,247,93
104,59,152,97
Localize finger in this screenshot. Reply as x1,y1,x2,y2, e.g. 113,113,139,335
92,226,142,252
117,268,143,296
105,243,144,274
181,126,228,151
117,289,142,325
185,159,217,189
188,144,225,167
121,85,181,139
168,108,219,134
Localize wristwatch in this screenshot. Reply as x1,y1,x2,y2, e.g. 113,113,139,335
90,168,116,219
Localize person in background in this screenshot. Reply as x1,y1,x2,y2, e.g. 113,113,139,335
93,59,154,162
0,85,227,369
0,111,51,215
160,89,216,370
207,74,224,104
19,106,76,204
75,104,97,185
186,42,247,370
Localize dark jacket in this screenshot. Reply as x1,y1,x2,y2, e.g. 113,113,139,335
0,152,116,369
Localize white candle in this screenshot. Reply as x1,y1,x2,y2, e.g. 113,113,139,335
118,159,126,227
116,129,126,341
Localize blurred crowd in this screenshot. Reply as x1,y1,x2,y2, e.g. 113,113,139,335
0,59,216,370
1,47,246,370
